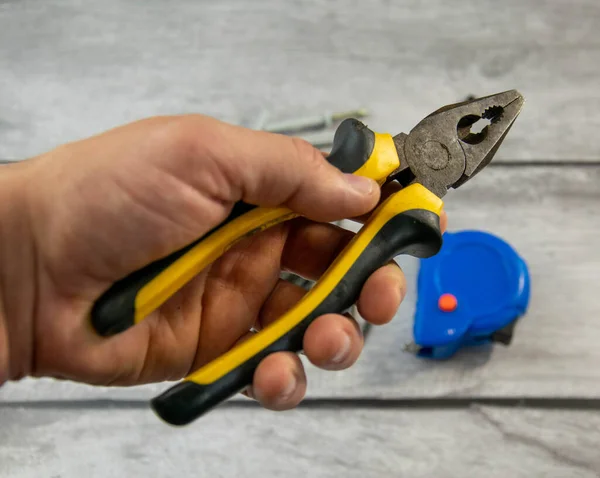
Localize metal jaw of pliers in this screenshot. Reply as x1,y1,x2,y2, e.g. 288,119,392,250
89,90,524,426
389,89,524,197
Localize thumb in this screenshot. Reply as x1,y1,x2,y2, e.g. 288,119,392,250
187,116,381,222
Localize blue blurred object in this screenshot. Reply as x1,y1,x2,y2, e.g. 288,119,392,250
411,230,530,359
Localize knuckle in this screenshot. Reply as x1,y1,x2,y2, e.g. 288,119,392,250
290,136,326,171
158,115,213,161
149,115,237,201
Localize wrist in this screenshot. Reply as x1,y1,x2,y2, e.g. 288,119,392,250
0,160,38,384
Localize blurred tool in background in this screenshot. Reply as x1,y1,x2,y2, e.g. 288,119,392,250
245,107,370,150
406,229,530,359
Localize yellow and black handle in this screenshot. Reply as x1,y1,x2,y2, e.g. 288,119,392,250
90,119,402,336
150,182,444,426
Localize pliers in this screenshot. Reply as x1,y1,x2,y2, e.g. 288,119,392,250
90,89,524,425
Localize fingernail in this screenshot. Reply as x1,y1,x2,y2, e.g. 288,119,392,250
385,263,406,303
344,173,375,196
277,374,298,404
331,331,352,364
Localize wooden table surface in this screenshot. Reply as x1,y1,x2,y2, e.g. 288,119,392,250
1,1,600,476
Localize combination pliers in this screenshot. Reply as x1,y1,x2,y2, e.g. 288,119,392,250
90,89,524,425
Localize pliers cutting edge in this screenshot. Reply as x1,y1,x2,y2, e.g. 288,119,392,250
90,90,525,425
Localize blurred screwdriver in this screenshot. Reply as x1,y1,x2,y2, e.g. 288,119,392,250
263,108,369,134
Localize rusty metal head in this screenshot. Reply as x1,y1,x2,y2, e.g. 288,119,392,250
391,90,525,197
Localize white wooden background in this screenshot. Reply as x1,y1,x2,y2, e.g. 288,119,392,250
1,0,600,476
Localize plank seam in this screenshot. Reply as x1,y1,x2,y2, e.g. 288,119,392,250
3,159,600,166
3,397,600,410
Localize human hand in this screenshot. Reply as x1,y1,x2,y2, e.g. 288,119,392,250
0,114,445,410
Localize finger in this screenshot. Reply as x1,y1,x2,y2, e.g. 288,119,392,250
0,311,9,384
281,218,354,280
258,279,306,329
346,181,448,233
440,208,448,233
356,261,405,325
193,223,289,366
259,281,364,370
265,226,405,327
251,352,307,411
303,313,364,371
167,115,380,222
346,180,403,224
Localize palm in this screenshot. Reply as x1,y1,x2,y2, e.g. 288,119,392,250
33,191,353,387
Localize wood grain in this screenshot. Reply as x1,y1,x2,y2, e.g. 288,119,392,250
1,0,599,161
2,165,599,401
1,406,599,477
2,3,599,477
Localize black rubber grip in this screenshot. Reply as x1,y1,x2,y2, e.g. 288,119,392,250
327,118,375,172
90,118,377,337
150,208,442,426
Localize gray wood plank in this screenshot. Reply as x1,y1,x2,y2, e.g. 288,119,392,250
1,406,598,477
2,165,600,402
1,0,600,161
325,165,600,398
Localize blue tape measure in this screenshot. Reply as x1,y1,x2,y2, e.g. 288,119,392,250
412,230,530,359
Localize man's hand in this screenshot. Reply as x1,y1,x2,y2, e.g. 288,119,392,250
0,114,445,410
